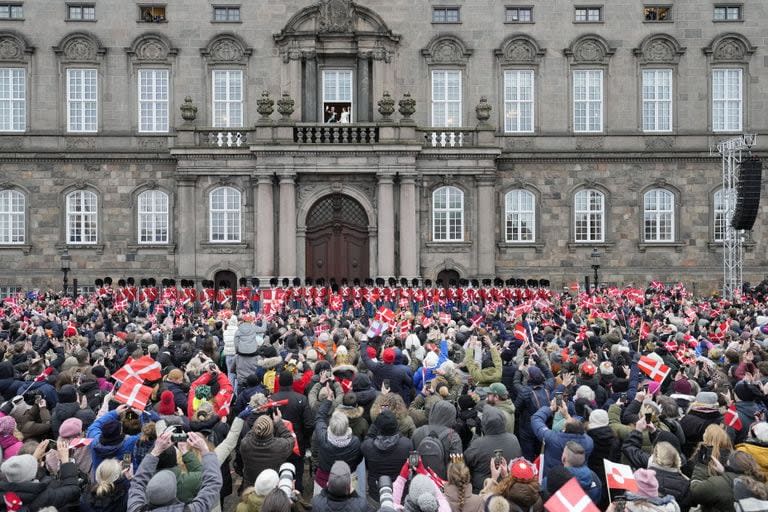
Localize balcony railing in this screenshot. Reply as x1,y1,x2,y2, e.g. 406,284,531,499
417,128,477,148
294,123,379,144
197,129,254,148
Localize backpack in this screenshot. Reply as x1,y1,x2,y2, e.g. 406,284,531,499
417,428,450,478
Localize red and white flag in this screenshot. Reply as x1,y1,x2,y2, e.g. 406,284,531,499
514,323,529,342
422,316,434,329
114,378,153,411
604,460,639,492
375,307,395,325
112,355,162,384
544,478,599,512
725,404,743,431
638,355,670,383
439,312,451,325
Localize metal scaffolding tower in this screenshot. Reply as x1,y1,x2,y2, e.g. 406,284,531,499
713,134,756,300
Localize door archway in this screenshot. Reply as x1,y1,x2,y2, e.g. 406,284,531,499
305,194,369,282
437,268,460,284
213,270,236,297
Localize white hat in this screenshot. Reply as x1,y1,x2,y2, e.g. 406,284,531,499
753,423,768,443
757,316,768,327
588,409,609,429
424,351,439,369
254,469,279,495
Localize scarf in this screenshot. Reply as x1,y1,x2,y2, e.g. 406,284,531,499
327,428,352,448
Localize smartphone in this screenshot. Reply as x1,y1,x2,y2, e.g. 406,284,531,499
493,449,503,469
523,356,530,365
699,445,713,465
645,412,652,424
555,392,563,408
122,453,132,470
620,393,628,402
409,451,419,469
382,379,391,389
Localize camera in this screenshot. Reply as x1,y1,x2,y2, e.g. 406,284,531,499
378,475,395,512
171,432,188,442
493,449,503,469
408,450,419,470
278,462,296,498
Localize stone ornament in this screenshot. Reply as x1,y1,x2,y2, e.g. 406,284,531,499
277,92,295,121
495,36,545,65
318,0,355,34
704,34,756,63
564,35,615,64
54,32,105,62
475,96,492,124
377,91,395,121
201,34,253,64
256,91,275,120
0,37,22,61
422,35,473,66
398,93,416,122
633,34,686,64
180,96,197,122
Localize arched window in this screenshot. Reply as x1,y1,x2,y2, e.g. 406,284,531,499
574,189,604,242
713,188,726,242
209,186,241,242
0,189,24,244
505,189,535,242
66,190,98,244
432,186,464,241
643,188,674,242
138,189,169,244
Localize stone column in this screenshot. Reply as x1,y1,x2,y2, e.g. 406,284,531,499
377,173,395,277
278,173,297,277
476,176,496,278
303,53,317,122
177,176,197,278
398,174,419,278
255,175,274,277
357,54,370,122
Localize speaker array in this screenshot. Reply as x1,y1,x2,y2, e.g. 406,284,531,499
731,156,763,231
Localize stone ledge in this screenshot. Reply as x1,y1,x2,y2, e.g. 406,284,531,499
127,243,176,255
424,242,472,253
566,242,615,253
497,242,545,254
55,243,105,255
637,242,686,253
707,241,756,253
199,241,249,254
0,244,32,255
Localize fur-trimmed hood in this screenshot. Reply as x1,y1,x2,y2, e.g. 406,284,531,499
258,356,282,370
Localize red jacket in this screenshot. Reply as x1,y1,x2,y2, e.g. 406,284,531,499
187,371,234,419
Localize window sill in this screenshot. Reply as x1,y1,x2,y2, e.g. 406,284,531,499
498,242,545,254
642,20,674,23
713,19,744,23
0,244,31,254
504,21,535,24
707,241,755,252
431,22,462,25
211,20,242,24
573,20,604,24
137,20,168,23
0,18,24,21
57,243,105,255
567,242,615,253
637,241,685,253
66,19,97,22
200,241,248,254
425,241,472,252
127,243,175,254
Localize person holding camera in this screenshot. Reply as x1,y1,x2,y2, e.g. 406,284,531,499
313,388,363,495
239,406,295,490
9,391,51,441
187,362,233,420
464,406,522,492
271,370,314,493
87,403,142,473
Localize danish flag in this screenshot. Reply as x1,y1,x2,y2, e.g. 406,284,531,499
374,307,395,325
544,477,599,512
604,460,638,492
422,316,434,329
439,312,451,325
112,355,162,384
114,378,153,411
638,355,671,383
725,404,743,431
514,323,529,343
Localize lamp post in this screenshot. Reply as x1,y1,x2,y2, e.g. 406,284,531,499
61,249,71,296
590,248,601,293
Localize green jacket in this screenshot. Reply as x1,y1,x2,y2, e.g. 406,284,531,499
493,400,516,434
464,346,502,386
690,462,736,512
608,404,652,465
173,450,203,503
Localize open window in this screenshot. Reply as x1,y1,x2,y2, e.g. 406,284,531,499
322,69,353,123
139,5,166,22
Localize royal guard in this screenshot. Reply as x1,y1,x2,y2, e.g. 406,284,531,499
216,281,232,310
261,278,277,316
372,278,384,308
316,278,328,312
94,279,105,302
103,277,114,300
329,282,343,312
363,278,375,317
146,278,159,306
340,278,351,313
237,278,251,311
161,279,174,307
200,280,215,309
384,278,396,310
303,277,313,310
138,278,149,304
181,280,197,309
467,279,479,306
436,279,447,311
422,279,433,311
352,278,363,316
250,278,261,312
115,279,127,302
291,277,303,310
125,277,137,304
410,278,421,314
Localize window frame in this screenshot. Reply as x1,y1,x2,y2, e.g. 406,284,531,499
431,69,463,128
137,68,169,133
0,67,26,132
432,186,465,242
212,5,240,22
505,6,533,23
211,69,244,128
138,4,167,23
66,3,96,21
572,69,603,133
641,68,673,133
574,5,603,22
321,68,354,123
65,189,98,245
713,4,743,21
431,6,461,24
66,67,98,133
503,69,535,134
0,188,25,245
642,5,672,22
137,189,169,245
504,189,536,243
208,186,242,243
643,188,675,242
0,4,23,20
573,188,605,243
711,67,743,133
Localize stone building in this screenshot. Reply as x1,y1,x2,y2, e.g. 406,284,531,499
0,0,766,293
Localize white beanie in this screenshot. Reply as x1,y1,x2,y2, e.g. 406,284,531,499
424,351,439,369
254,469,279,496
589,409,609,429
405,333,421,350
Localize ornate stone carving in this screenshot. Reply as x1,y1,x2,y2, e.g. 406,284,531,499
398,93,416,123
422,36,473,66
377,91,395,121
129,34,177,62
370,46,391,63
645,40,674,62
276,92,295,121
318,0,355,33
64,37,96,60
138,138,165,151
565,35,615,64
705,34,755,63
634,35,685,64
504,138,534,151
180,97,197,122
256,91,274,120
475,96,492,124
0,37,21,60
645,137,674,151
576,41,602,62
201,35,252,64
495,36,546,65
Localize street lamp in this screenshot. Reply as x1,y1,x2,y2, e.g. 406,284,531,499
590,248,601,292
61,249,71,296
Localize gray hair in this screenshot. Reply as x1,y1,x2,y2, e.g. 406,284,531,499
328,411,350,437
575,385,595,402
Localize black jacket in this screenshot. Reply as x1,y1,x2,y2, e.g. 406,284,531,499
361,432,411,500
80,476,130,512
314,400,363,475
587,425,619,479
649,464,692,512
360,343,413,404
163,381,189,414
680,409,723,457
0,461,81,511
311,489,368,512
272,386,316,451
51,401,96,437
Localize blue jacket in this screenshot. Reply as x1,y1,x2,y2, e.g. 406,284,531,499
531,406,594,476
413,339,449,391
87,410,140,472
567,465,602,504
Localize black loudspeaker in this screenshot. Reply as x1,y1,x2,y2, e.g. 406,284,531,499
731,156,763,230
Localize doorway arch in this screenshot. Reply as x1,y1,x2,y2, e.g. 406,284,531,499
213,270,236,297
305,193,369,282
437,268,461,284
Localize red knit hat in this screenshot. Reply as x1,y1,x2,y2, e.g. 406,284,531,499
508,458,538,481
382,348,396,364
580,362,597,376
157,390,175,415
366,346,377,360
4,492,22,511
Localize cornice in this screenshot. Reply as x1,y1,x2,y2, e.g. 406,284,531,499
496,153,738,164
0,155,174,163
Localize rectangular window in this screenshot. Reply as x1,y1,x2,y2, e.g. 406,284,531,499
504,70,534,133
322,69,353,123
431,70,462,127
712,68,742,132
0,4,22,19
213,6,240,22
643,6,671,21
67,68,98,133
0,286,21,298
642,69,672,132
573,69,603,133
212,69,243,128
575,6,602,22
67,4,96,20
0,68,25,132
505,7,533,23
432,7,460,23
714,5,742,21
139,5,166,22
138,69,169,133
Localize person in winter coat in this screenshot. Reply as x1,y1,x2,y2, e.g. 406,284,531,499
0,361,21,400
463,337,501,387
728,380,764,446
618,468,681,512
0,415,22,461
687,423,732,478
336,392,368,440
80,458,131,512
531,402,594,478
484,457,544,512
559,441,602,504
311,461,368,512
351,373,378,424
239,411,295,490
361,343,413,405
640,441,692,512
371,392,416,438
10,396,51,440
222,315,239,392
513,362,560,460
232,374,266,417
689,450,757,512
454,395,480,451
187,364,234,419
163,369,190,413
87,405,140,472
411,400,463,480
736,422,768,478
404,474,452,512
680,392,723,458
362,410,411,501
127,430,222,512
0,444,81,511
313,396,363,493
585,409,618,508
51,384,95,436
235,469,278,512
464,406,522,492
271,370,315,492
444,462,483,512
233,316,262,387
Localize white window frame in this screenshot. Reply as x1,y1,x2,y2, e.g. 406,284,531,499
138,69,169,133
432,7,460,23
67,4,96,20
431,70,462,127
575,7,602,22
66,68,98,133
713,188,726,242
642,69,672,132
432,186,464,242
322,69,354,123
137,190,169,244
505,189,535,242
66,190,98,244
212,69,243,128
505,7,533,23
504,70,534,133
573,69,603,133
712,68,742,132
714,5,742,21
0,67,25,132
209,186,241,243
0,4,23,19
213,6,240,21
574,189,605,243
0,189,24,244
643,188,675,242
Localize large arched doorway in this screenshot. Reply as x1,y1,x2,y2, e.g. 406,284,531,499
306,194,369,282
213,270,236,298
437,268,460,284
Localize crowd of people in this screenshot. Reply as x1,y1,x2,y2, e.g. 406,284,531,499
0,277,767,512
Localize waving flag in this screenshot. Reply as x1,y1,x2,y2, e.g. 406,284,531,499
514,323,529,342
114,378,153,411
544,477,599,512
725,404,743,431
112,355,162,384
604,460,639,492
375,307,395,325
638,355,670,383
